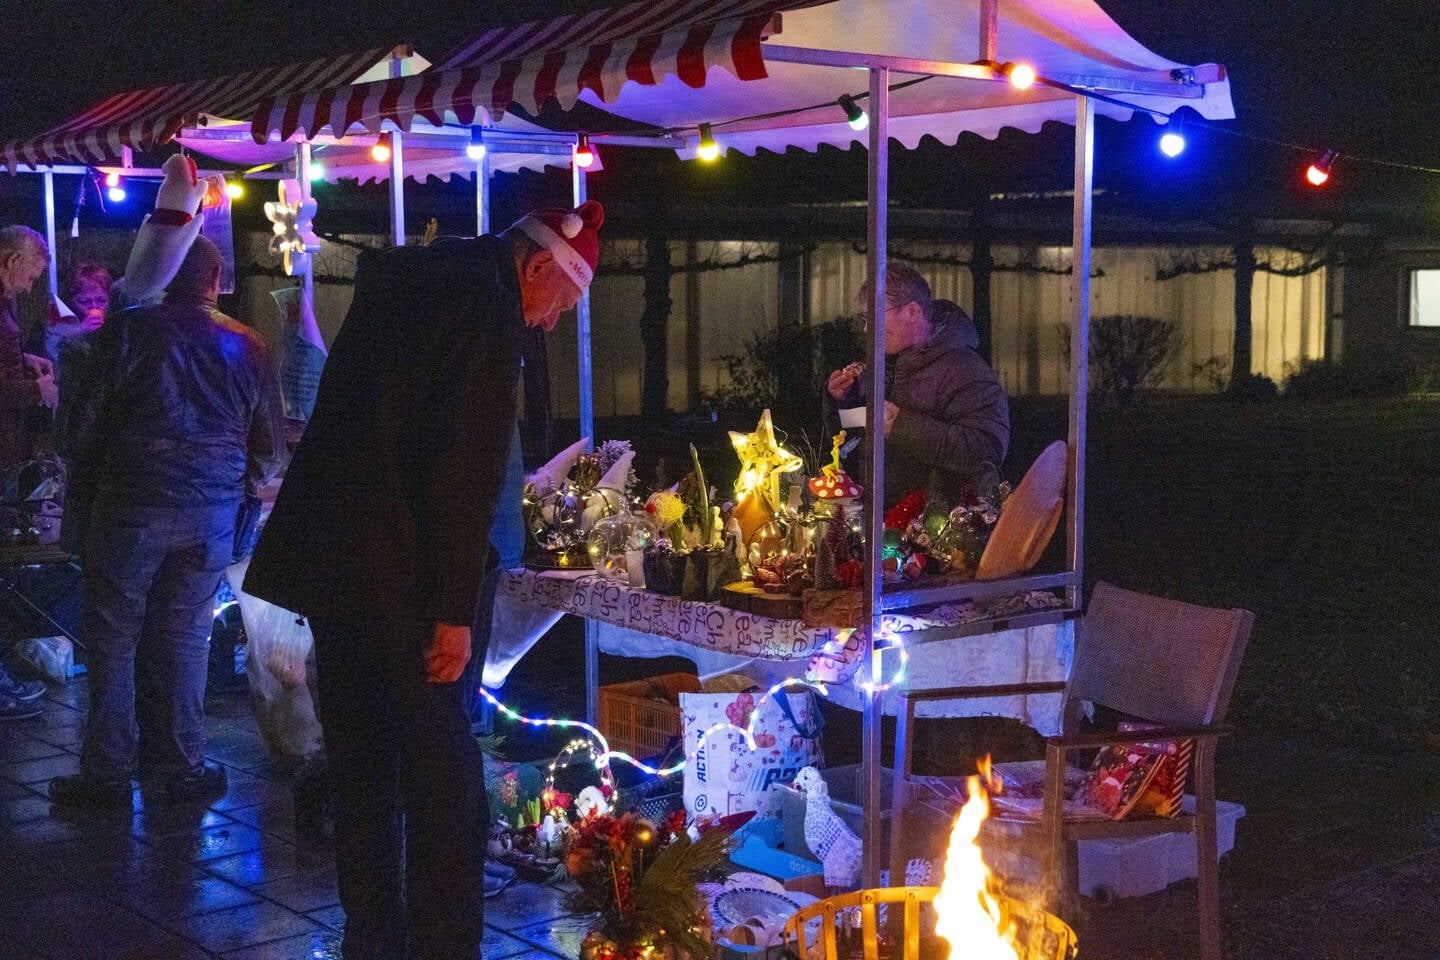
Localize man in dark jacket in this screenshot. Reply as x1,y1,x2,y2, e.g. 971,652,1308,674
50,235,285,805
243,200,604,960
827,262,1010,505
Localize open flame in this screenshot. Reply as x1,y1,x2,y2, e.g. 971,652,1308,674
934,757,1021,960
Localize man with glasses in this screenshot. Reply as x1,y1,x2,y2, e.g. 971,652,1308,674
827,262,1009,505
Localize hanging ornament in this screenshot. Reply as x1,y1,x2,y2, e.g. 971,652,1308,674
264,178,321,276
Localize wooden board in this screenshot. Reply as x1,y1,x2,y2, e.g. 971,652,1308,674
802,588,863,628
720,581,805,620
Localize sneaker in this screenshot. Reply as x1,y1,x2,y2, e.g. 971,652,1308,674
166,760,228,802
49,773,134,806
0,670,44,702
0,693,42,721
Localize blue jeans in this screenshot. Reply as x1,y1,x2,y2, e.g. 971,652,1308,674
80,499,236,780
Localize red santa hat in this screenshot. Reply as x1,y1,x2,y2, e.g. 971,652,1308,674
512,200,605,290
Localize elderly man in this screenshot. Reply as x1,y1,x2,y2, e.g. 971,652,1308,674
827,262,1010,505
0,225,57,720
245,200,605,960
51,235,285,806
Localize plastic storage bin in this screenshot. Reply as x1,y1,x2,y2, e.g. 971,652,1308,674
597,672,700,760
1078,798,1245,901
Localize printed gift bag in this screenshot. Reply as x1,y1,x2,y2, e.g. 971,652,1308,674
681,686,823,821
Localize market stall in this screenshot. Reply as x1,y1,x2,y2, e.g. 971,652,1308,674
4,0,1234,896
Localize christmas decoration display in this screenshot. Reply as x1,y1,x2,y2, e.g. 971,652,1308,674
524,439,637,568
263,179,320,276
568,810,737,960
728,409,803,545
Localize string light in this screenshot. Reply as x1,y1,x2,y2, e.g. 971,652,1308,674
1001,62,1036,90
1159,114,1186,157
838,94,869,131
466,126,487,161
103,171,122,188
1306,149,1335,186
574,132,595,168
307,161,326,182
225,180,244,199
106,185,127,203
370,132,392,163
696,122,720,162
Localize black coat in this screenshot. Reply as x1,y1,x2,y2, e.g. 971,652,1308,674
244,236,523,626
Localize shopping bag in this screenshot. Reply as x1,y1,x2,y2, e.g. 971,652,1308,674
681,685,823,822
229,557,323,762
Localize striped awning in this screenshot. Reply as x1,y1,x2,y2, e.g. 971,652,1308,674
248,0,826,144
3,48,396,167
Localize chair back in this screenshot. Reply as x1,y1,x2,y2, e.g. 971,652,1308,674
977,440,1068,581
1068,581,1254,726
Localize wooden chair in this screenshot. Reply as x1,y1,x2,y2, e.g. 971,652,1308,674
889,581,1254,960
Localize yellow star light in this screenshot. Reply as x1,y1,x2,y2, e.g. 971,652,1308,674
729,408,804,514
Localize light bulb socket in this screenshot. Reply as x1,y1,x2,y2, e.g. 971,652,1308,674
838,94,869,131
1306,149,1336,186
1001,61,1036,89
574,132,595,168
697,122,719,160
466,126,487,161
370,132,393,163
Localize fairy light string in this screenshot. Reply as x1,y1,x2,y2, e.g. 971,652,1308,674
479,627,915,781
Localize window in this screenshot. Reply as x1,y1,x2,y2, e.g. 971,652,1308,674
1410,269,1440,327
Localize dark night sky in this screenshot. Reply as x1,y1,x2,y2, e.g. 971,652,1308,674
2,0,1437,226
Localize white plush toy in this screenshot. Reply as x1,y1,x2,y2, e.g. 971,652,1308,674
574,785,611,820
116,154,222,307
793,766,862,888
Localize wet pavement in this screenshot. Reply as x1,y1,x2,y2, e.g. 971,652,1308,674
4,645,1440,959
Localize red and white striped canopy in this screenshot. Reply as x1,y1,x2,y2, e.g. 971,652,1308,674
3,48,394,167
248,0,822,144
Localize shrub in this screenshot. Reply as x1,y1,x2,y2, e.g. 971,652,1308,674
1227,372,1279,402
1059,314,1180,406
699,316,861,430
1283,356,1416,400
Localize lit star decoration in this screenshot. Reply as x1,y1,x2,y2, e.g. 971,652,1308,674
263,179,321,276
730,408,804,514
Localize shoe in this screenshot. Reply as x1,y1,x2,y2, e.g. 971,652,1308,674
0,693,42,721
0,670,44,702
49,773,134,806
166,760,228,802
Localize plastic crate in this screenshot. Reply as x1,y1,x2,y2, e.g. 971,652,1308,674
598,672,701,760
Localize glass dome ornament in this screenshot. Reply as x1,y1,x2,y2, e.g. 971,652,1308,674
586,511,655,581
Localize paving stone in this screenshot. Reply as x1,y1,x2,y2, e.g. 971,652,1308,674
160,898,323,954
218,929,345,959
2,751,81,784
509,913,594,960
483,881,575,930
248,864,340,913
203,839,328,886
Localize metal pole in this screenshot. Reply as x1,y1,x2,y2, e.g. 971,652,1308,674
1067,96,1093,610
862,64,889,892
475,153,490,236
573,158,594,444
297,144,315,322
388,130,405,246
42,170,58,297
388,53,406,247
573,156,600,724
979,0,999,62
